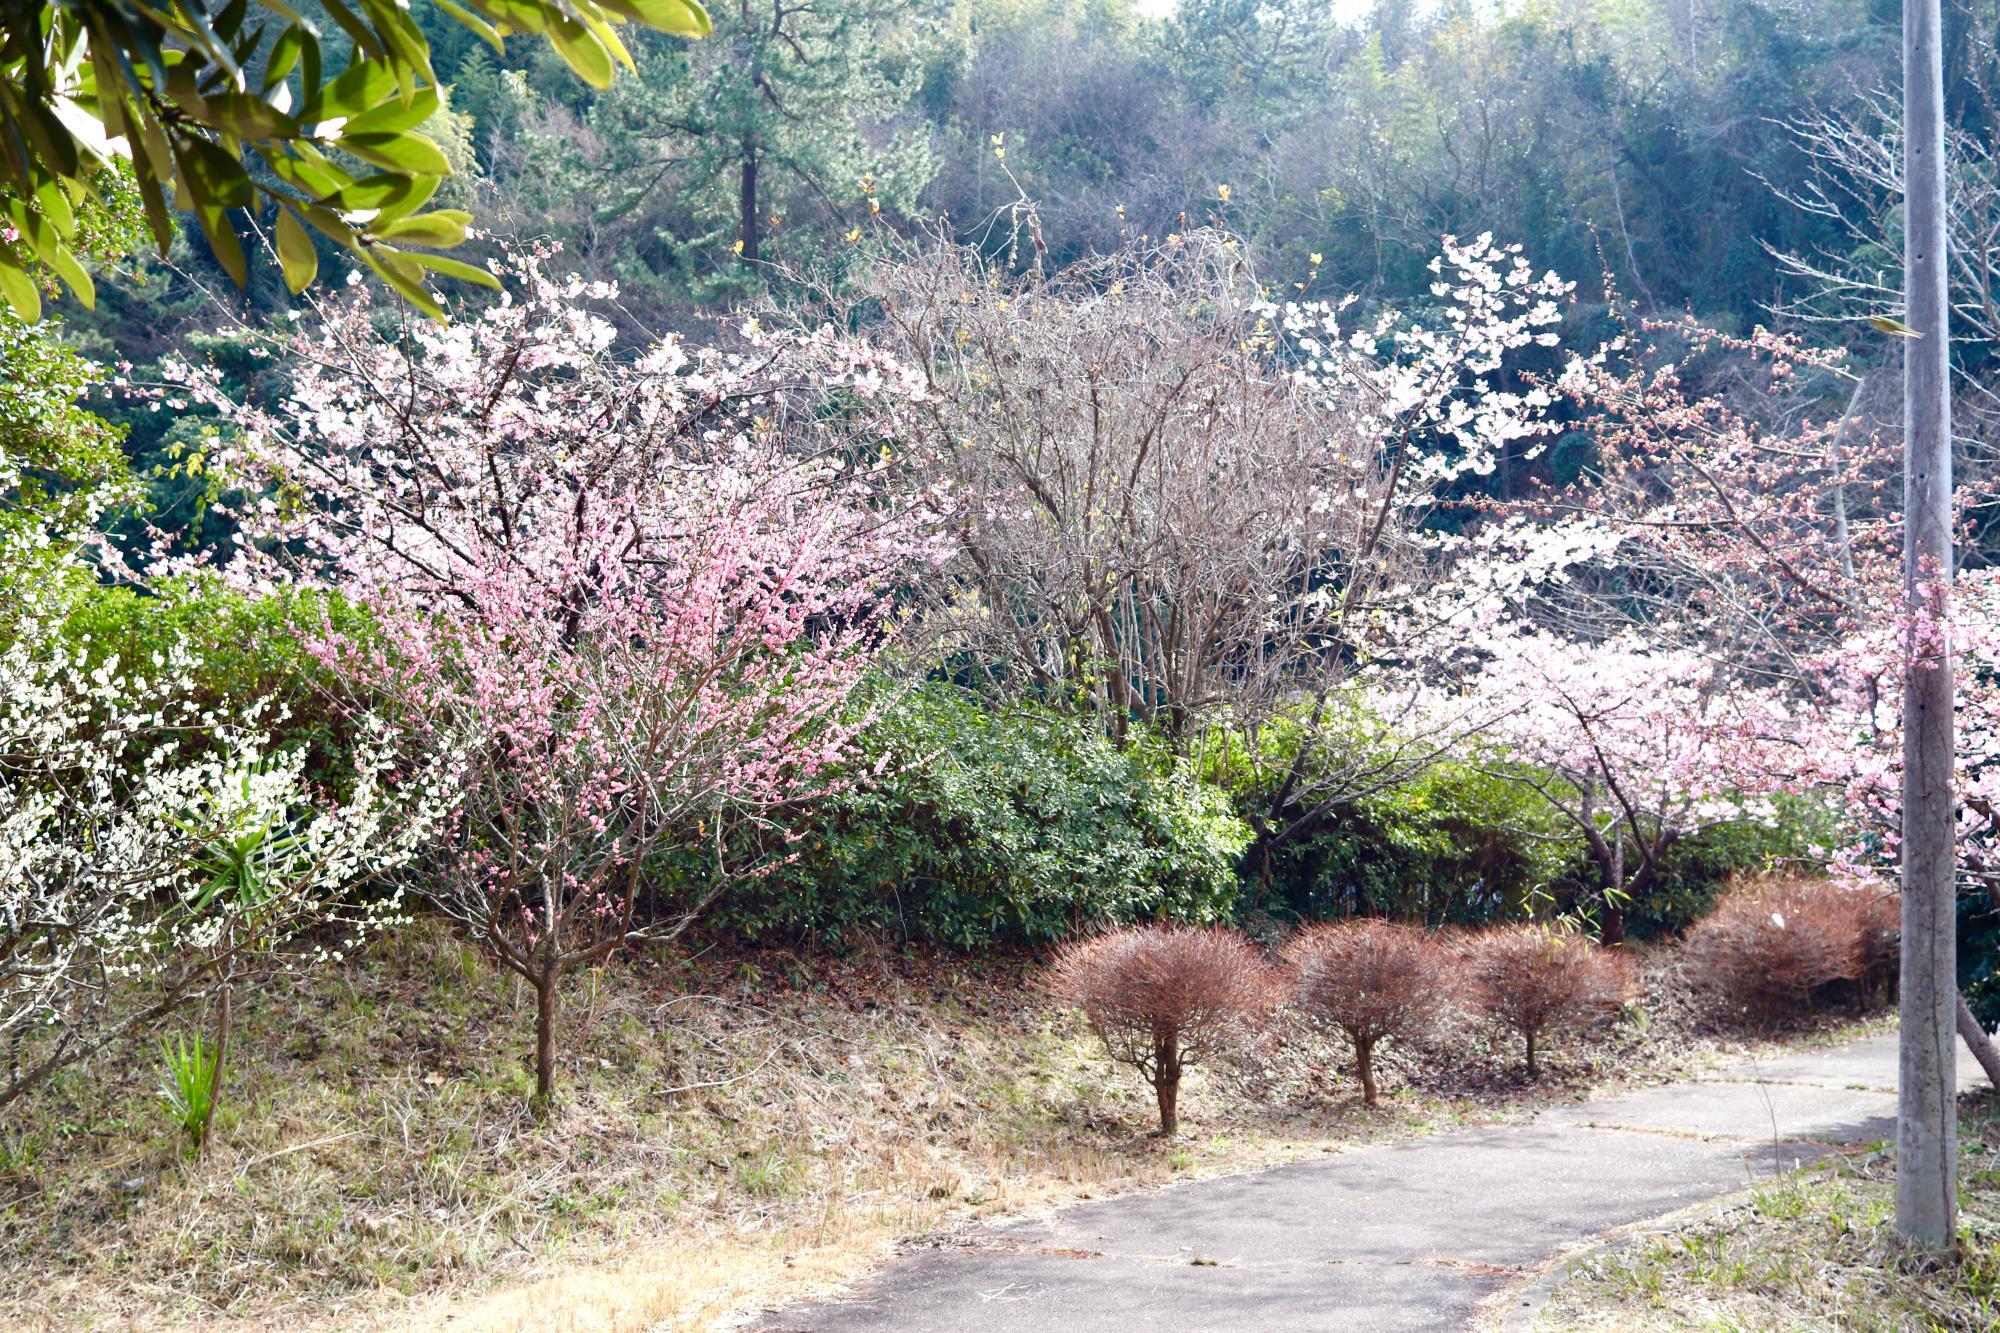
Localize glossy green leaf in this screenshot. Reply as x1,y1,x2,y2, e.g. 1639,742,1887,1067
34,180,78,240
172,133,255,208
274,206,318,293
340,86,440,136
312,58,398,121
340,130,453,176
546,16,615,89
373,209,471,247
209,91,301,141
264,148,348,198
41,237,95,309
408,251,502,288
598,0,713,36
1863,315,1922,339
435,0,506,52
476,0,555,38
365,246,446,321
263,23,307,87
0,261,43,323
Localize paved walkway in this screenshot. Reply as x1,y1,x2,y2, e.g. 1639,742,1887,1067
754,1031,1980,1332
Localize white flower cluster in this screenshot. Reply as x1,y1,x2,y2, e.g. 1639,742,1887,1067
1256,233,1569,498
0,539,455,1111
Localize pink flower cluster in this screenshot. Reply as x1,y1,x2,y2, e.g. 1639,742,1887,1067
173,255,940,974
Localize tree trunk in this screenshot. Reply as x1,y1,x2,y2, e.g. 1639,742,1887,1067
1899,0,1959,1256
1355,1035,1379,1105
533,970,559,1115
1152,1031,1182,1136
1525,1027,1538,1080
1599,899,1626,948
1958,992,2000,1088
1601,832,1627,946
739,143,760,266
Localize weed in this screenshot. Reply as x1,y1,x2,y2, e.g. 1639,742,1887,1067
158,1029,222,1149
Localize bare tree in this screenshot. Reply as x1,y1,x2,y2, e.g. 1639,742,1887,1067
863,231,1397,748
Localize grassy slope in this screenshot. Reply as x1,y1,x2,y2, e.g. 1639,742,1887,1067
1540,1092,2000,1331
0,926,1866,1331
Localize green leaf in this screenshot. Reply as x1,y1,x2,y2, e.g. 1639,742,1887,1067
209,91,302,142
573,7,637,74
6,199,67,270
0,261,43,323
314,0,388,61
263,24,309,88
435,0,506,51
173,133,256,209
42,238,95,308
294,200,355,242
312,58,399,122
34,179,77,239
275,207,318,293
547,16,615,89
1,88,85,178
474,0,556,38
364,246,446,321
340,130,452,176
372,209,470,247
340,86,440,137
327,171,425,211
264,147,349,199
408,252,501,289
169,135,250,286
597,0,713,36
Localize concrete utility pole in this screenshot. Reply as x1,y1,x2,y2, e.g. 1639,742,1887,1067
1898,0,1958,1256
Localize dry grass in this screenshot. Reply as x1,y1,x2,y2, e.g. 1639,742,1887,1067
0,925,1883,1331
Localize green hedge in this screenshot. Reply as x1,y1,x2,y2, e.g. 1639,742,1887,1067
688,682,1252,948
51,576,370,785
1243,759,1577,927
1212,707,1840,938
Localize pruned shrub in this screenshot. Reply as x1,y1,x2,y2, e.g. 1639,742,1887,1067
1283,920,1450,1104
1681,876,1900,1023
1045,924,1279,1135
1461,926,1633,1078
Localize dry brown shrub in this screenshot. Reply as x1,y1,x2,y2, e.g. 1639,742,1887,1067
1044,924,1280,1135
1681,875,1900,1023
1460,926,1634,1078
1282,920,1450,1105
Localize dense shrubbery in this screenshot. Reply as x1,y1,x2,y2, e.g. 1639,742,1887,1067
694,683,1252,948
1225,720,1828,941
51,578,373,785
1246,759,1575,927
1680,876,1900,1023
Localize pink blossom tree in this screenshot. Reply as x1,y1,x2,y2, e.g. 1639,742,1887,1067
174,254,933,1107
1451,631,1796,943
1442,309,2000,1060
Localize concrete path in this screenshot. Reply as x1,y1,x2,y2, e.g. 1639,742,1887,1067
754,1031,1981,1332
